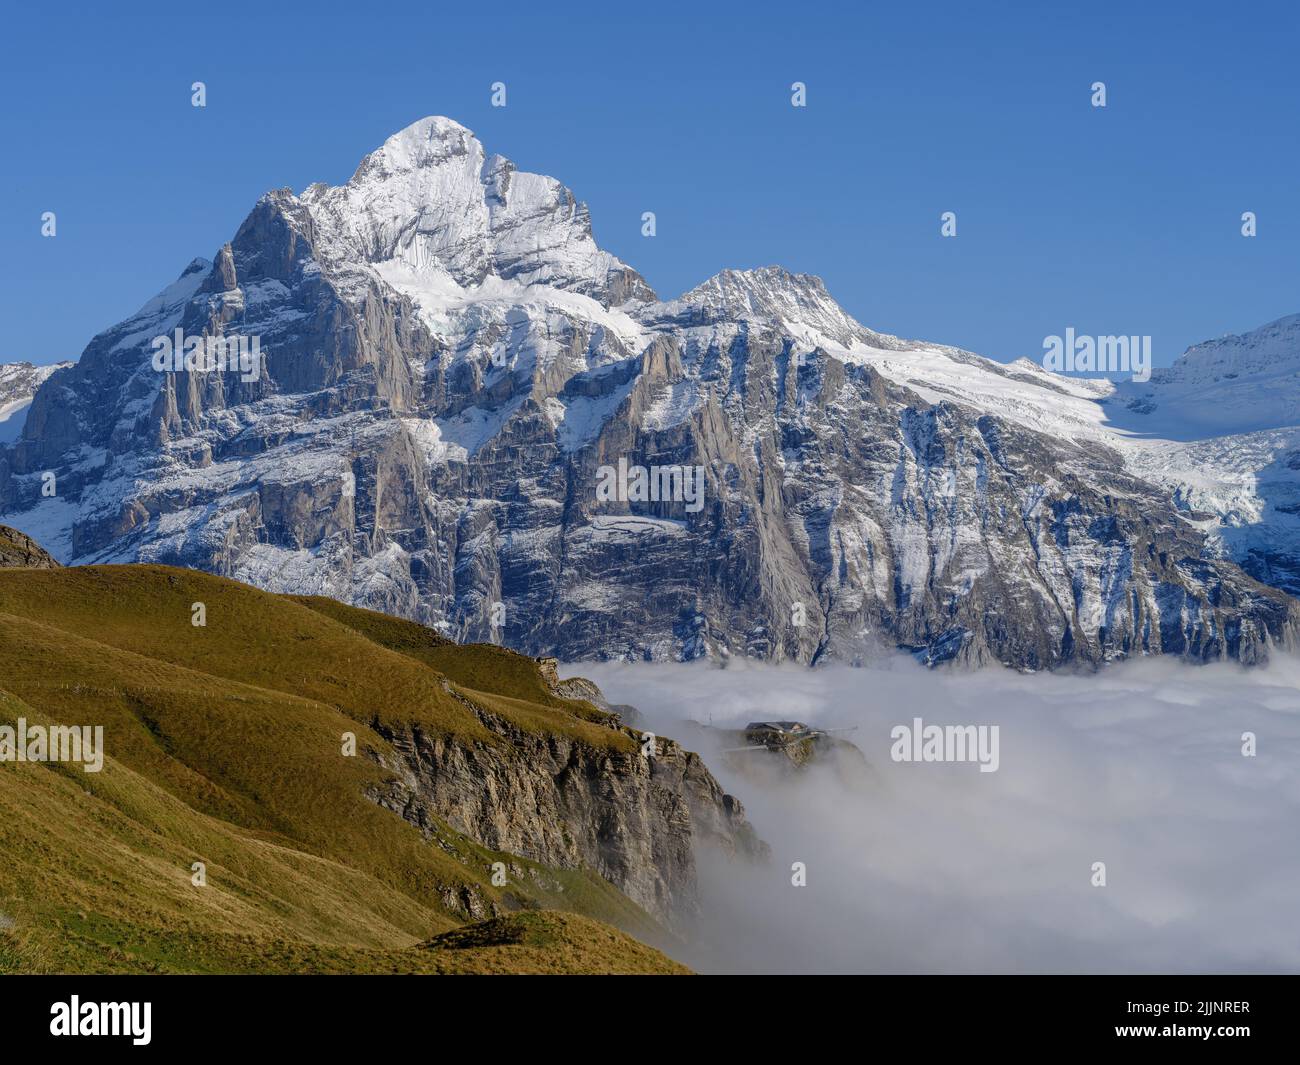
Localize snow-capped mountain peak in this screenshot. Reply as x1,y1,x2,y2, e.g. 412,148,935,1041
300,116,653,307
648,265,882,350
3,116,1299,670
1165,312,1300,385
1106,313,1300,441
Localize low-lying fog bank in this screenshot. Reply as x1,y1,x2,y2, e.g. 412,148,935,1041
573,655,1300,974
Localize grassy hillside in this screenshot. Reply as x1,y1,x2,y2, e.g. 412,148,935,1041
0,565,681,975
289,594,620,729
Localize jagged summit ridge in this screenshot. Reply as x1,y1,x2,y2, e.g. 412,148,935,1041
299,115,654,306
645,265,883,349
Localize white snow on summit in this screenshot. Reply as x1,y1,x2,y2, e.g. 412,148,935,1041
301,116,651,307
6,111,1300,640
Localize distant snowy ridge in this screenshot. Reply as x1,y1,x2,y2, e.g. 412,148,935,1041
0,361,72,445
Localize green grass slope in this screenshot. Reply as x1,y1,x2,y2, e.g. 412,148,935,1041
0,565,680,975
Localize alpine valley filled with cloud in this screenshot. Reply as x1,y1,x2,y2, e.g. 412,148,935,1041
3,18,1300,987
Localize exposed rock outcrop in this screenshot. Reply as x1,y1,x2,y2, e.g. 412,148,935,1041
365,691,766,926
0,526,59,569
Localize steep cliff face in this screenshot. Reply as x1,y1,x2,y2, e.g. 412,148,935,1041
2,116,1298,669
365,676,765,925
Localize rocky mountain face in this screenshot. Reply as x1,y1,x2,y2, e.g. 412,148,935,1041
2,116,1298,669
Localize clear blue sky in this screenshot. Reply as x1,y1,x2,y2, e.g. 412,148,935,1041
3,0,1298,369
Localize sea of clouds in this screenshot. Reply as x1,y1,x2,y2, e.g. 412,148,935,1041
573,654,1300,974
